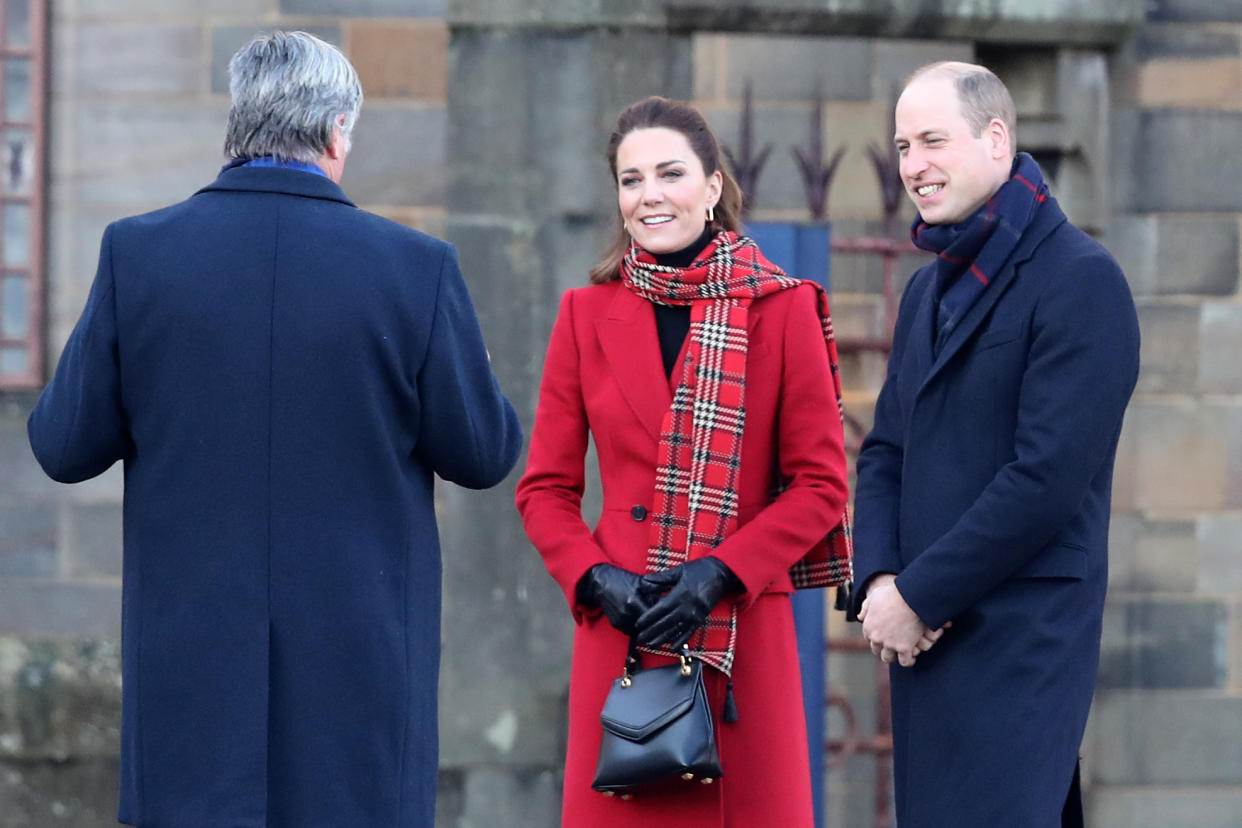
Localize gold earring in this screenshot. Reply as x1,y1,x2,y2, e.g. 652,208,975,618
707,204,715,222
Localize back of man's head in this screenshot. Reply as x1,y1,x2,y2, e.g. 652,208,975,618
224,31,363,165
907,61,1017,157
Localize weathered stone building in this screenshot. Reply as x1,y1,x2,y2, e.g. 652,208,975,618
1,1,1238,825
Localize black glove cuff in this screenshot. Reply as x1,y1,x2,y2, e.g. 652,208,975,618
707,557,743,594
576,565,602,607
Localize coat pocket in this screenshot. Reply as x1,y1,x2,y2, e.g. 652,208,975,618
973,323,1024,351
1011,542,1087,580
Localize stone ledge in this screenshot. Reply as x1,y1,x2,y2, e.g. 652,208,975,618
1135,24,1241,60
448,0,1141,43
1148,0,1242,23
283,0,445,17
663,0,1140,44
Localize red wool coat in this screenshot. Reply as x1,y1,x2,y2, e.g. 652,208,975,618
515,279,849,828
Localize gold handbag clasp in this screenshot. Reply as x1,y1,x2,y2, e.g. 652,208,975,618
621,653,638,688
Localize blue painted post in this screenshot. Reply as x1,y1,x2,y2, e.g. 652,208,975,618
793,589,826,828
744,220,831,828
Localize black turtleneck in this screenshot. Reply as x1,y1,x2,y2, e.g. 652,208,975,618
651,224,713,378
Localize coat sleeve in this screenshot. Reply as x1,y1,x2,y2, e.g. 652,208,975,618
850,273,922,615
895,251,1140,629
514,290,611,620
710,284,851,608
28,224,130,483
414,244,523,489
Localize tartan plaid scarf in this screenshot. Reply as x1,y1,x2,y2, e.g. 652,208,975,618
911,152,1049,355
620,230,853,676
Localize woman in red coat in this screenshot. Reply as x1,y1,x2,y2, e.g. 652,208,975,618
515,97,851,828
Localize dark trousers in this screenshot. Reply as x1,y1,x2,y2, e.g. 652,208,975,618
1061,761,1084,828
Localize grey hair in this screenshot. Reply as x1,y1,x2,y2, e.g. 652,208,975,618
224,30,363,163
908,61,1018,154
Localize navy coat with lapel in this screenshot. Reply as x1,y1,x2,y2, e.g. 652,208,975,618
852,199,1139,827
27,165,523,828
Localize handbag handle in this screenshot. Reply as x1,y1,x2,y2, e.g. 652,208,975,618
620,640,692,688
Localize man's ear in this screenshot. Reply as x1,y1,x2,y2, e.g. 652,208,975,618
326,115,348,160
986,117,1011,160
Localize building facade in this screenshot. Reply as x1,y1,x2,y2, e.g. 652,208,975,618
0,1,1238,825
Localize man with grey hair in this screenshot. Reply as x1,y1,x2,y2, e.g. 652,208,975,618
852,61,1138,826
28,30,522,827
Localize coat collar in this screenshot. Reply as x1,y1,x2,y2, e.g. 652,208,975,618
194,164,357,208
595,285,670,441
917,198,1068,391
593,284,767,442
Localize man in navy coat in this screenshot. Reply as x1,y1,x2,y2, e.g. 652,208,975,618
853,62,1139,826
27,31,522,828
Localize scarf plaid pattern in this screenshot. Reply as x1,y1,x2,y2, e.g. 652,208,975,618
620,231,853,675
911,152,1049,355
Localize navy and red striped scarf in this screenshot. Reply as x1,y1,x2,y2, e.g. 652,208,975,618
620,231,852,676
911,152,1049,354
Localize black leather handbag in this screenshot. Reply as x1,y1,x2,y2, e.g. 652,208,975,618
591,643,723,795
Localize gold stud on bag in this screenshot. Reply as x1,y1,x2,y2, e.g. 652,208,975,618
591,642,724,794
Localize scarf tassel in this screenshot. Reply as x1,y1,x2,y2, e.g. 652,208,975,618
723,680,739,723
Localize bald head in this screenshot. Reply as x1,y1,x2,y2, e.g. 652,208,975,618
905,62,1017,157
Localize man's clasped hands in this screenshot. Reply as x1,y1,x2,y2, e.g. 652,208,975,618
858,574,952,667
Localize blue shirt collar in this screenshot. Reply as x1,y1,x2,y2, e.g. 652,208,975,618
224,156,327,178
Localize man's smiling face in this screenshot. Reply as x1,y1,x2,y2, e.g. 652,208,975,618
894,73,1010,226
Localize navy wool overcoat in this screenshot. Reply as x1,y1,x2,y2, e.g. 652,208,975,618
28,165,523,828
852,198,1139,827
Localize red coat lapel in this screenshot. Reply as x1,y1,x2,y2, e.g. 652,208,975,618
595,286,671,442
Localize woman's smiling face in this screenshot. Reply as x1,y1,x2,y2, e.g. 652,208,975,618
615,127,722,255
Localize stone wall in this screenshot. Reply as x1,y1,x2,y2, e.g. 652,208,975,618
672,8,1242,825
4,0,1242,826
1091,3,1242,824
0,1,452,824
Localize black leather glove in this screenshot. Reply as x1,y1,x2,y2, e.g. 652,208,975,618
576,563,655,636
634,557,741,649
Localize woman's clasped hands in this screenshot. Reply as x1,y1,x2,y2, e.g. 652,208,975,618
579,558,740,649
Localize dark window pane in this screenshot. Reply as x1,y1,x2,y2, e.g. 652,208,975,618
3,203,28,265
0,129,31,194
2,273,26,337
5,0,30,49
5,58,30,122
0,346,24,375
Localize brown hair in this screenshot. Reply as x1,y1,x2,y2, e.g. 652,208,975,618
588,96,744,284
